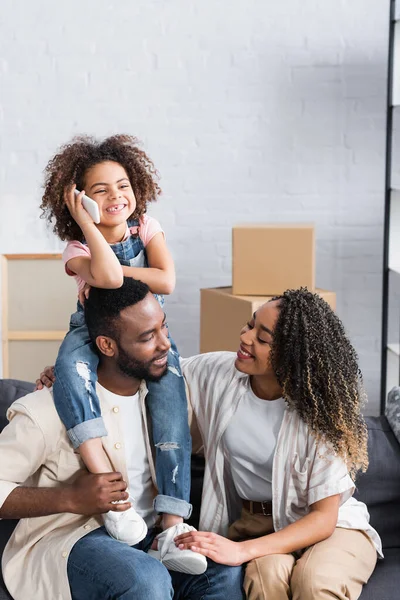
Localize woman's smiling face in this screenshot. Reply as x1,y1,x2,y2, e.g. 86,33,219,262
235,300,281,377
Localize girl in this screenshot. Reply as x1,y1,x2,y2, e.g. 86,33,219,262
176,288,382,599
40,134,206,575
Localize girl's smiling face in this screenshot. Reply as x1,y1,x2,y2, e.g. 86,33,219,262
83,160,136,225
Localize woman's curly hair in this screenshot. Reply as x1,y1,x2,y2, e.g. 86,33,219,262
270,288,368,479
40,134,161,242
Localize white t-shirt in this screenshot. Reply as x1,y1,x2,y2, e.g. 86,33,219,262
99,384,156,527
223,386,286,502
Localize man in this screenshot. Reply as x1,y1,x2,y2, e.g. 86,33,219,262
0,277,244,600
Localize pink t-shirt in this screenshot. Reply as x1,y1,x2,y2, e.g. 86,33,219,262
63,215,164,292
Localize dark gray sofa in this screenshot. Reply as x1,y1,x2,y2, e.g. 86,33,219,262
0,379,399,600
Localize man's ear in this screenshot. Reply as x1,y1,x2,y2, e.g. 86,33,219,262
96,336,117,357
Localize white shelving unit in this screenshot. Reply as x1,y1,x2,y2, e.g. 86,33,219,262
389,190,400,275
393,22,400,105
382,2,400,407
387,344,400,396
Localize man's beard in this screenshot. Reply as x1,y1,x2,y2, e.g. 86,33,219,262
116,346,168,382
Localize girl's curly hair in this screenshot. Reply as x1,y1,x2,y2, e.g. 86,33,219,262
40,134,161,242
270,288,368,479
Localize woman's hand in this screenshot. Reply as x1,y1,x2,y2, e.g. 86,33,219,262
64,185,95,229
174,531,248,566
35,366,55,390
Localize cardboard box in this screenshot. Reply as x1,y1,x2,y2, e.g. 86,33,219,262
200,286,336,353
232,224,315,296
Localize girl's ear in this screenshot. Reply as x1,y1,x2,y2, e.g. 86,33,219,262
96,336,117,357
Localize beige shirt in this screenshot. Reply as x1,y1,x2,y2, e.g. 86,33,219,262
0,382,157,600
182,352,382,557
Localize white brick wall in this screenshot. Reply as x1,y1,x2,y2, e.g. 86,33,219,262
0,0,390,414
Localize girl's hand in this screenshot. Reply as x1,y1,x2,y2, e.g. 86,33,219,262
174,531,247,566
64,185,95,229
78,283,92,306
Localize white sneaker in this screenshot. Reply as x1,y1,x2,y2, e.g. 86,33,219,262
103,501,147,546
149,523,207,575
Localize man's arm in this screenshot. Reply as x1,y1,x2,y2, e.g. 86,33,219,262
0,471,130,519
0,487,72,519
0,400,130,519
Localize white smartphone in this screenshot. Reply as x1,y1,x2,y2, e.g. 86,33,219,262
74,189,101,224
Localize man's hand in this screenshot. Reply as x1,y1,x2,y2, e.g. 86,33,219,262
174,531,247,566
35,366,55,390
67,471,131,515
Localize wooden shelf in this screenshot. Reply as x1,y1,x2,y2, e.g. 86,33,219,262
1,254,76,379
7,331,67,341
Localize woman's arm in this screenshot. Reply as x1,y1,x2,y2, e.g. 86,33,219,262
121,232,176,294
65,187,123,289
240,494,339,561
175,494,340,566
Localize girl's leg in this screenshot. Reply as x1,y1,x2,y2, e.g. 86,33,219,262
54,322,112,472
79,438,111,474
291,528,377,600
53,314,106,454
146,337,192,521
146,337,208,573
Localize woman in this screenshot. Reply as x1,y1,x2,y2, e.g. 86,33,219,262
176,288,381,600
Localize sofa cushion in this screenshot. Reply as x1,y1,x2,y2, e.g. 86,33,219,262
0,379,34,433
354,416,400,550
385,386,400,444
0,380,34,598
359,548,400,600
0,521,17,600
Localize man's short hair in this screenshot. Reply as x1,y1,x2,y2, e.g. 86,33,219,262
85,277,150,346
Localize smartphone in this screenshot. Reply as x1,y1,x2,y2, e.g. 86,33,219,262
74,189,101,224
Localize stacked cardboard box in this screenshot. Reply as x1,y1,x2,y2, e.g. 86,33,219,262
200,224,336,353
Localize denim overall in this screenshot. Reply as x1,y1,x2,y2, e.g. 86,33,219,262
53,220,192,519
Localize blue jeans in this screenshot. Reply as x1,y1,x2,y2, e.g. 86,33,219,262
53,303,192,519
67,527,245,600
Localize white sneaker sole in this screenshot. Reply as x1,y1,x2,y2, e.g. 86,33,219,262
161,549,207,575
